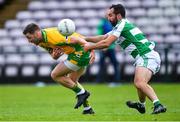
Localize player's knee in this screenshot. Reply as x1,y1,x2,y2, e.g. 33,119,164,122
51,71,65,83
134,81,145,89
51,71,58,81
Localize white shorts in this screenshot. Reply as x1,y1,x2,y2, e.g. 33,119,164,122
64,60,80,71
134,50,161,74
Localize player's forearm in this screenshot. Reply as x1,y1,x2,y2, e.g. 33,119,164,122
76,37,88,45
84,35,107,43
70,37,87,45
88,40,111,50
85,35,117,51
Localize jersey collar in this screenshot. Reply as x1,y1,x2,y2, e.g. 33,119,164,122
41,30,48,43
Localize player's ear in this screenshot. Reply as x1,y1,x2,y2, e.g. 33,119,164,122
117,13,122,20
36,30,42,38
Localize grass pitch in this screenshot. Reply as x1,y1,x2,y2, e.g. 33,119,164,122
0,83,180,121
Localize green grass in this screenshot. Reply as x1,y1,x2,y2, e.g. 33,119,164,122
0,83,180,121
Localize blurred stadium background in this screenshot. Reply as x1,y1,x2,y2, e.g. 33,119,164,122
0,0,180,84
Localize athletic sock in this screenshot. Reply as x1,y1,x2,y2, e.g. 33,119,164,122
84,106,91,111
72,84,81,93
153,99,161,107
140,102,145,106
76,83,85,95
71,84,85,95
76,83,91,110
83,100,90,107
83,100,91,110
77,88,85,95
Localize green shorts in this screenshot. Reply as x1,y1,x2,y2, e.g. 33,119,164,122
64,51,90,71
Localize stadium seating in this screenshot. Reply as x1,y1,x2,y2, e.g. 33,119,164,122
21,65,36,77
141,0,157,8
5,20,21,30
0,29,8,38
38,65,52,77
0,0,180,83
16,11,33,20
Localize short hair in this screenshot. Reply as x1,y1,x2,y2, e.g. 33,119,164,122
23,23,40,35
109,4,126,18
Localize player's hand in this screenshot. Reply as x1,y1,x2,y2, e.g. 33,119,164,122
89,50,95,64
52,47,64,59
83,43,91,52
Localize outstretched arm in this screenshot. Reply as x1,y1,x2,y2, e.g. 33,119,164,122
69,36,88,46
84,34,108,43
84,35,117,51
69,36,96,64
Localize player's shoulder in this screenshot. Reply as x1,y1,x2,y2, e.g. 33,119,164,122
116,19,128,25
43,27,63,36
72,32,85,38
114,18,135,31
43,27,58,32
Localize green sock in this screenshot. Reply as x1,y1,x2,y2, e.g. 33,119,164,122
72,84,81,94
83,100,90,107
154,101,161,107
77,82,84,89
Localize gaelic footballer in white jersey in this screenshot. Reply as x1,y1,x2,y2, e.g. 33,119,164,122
108,18,160,74
84,4,166,114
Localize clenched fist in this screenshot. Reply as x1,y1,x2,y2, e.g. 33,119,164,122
51,47,64,59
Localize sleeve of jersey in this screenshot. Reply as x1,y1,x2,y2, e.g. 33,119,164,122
66,37,71,44
66,33,85,44
111,20,126,38
107,31,113,35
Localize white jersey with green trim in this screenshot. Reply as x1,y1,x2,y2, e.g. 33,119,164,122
108,19,155,58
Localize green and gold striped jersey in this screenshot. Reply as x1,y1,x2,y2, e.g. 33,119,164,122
39,27,90,66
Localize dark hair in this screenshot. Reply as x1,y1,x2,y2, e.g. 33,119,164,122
23,23,40,35
109,4,126,18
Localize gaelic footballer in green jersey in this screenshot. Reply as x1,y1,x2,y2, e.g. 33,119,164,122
84,4,166,114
